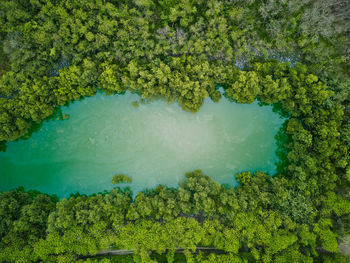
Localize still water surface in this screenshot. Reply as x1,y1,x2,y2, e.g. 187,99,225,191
0,92,285,197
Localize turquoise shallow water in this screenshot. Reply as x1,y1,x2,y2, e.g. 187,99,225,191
0,91,285,197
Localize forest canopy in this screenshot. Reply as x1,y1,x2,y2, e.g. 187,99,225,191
0,0,350,262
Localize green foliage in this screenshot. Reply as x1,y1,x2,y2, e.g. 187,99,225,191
0,188,56,262
0,0,349,261
226,71,260,103
132,101,139,108
112,174,132,184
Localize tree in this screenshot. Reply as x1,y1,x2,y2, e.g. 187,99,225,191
112,174,132,184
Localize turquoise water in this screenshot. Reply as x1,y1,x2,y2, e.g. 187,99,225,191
0,91,285,197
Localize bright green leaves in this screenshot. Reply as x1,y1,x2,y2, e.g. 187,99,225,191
112,174,132,184
259,75,289,103
54,65,96,106
0,189,56,262
0,102,30,141
320,192,350,217
226,71,260,103
179,170,221,215
85,32,94,42
314,219,339,253
119,57,221,112
99,61,124,93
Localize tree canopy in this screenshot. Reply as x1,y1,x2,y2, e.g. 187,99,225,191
0,0,350,262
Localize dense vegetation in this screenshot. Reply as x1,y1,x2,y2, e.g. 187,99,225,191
0,0,350,262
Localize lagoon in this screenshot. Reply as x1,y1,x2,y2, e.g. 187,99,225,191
0,91,285,197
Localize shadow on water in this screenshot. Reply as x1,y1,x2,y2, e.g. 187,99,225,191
0,90,99,152
2,186,59,203
274,120,291,175
256,101,291,176
0,141,6,152
206,87,292,178
67,185,133,200
258,101,291,119
141,185,178,197
18,107,68,141
0,109,68,153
